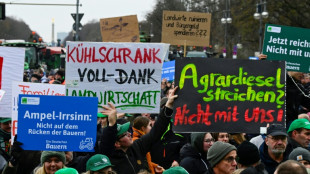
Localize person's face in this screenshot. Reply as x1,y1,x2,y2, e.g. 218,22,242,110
214,150,237,174
203,133,214,152
293,129,310,148
65,151,73,164
48,75,55,81
117,131,133,148
97,117,108,128
265,135,287,155
55,74,62,81
44,157,64,174
92,166,113,174
143,122,152,134
30,77,40,83
0,121,11,133
217,133,229,143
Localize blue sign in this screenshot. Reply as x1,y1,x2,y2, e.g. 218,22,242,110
162,60,175,81
18,94,98,152
249,57,259,60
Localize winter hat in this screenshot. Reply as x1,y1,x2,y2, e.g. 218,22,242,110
237,141,260,166
163,166,189,174
55,168,78,174
207,141,237,167
86,154,112,171
289,147,310,162
41,151,66,165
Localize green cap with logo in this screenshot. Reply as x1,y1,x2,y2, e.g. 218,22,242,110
86,154,113,171
288,118,310,133
0,117,11,123
55,168,78,174
97,113,108,118
117,122,130,137
163,166,189,174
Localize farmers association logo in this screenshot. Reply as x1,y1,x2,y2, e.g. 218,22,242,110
267,26,281,33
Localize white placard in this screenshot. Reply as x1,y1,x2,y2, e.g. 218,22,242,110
0,47,24,118
66,42,170,113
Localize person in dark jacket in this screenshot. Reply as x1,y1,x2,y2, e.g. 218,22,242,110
98,86,178,174
286,118,310,154
179,132,213,174
259,124,290,174
286,71,310,126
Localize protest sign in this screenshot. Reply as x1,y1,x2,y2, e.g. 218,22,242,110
18,95,98,152
162,60,175,81
65,42,170,113
11,82,65,139
173,58,286,133
161,11,211,46
100,15,140,42
263,24,310,73
0,47,24,118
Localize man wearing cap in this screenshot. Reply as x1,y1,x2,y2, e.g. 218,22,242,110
207,141,237,174
287,118,310,152
98,87,178,174
83,154,115,174
259,123,290,174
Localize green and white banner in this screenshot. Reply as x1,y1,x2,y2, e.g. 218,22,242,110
263,24,310,73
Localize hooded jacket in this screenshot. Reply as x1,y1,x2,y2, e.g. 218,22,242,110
259,142,289,174
179,133,210,174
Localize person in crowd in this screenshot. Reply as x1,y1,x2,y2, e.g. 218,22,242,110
132,116,164,174
298,113,310,121
33,68,49,83
212,132,229,143
179,132,213,174
64,151,91,173
259,123,289,174
31,151,66,174
82,154,116,174
234,141,266,174
207,141,237,174
55,167,79,174
287,118,310,152
250,133,266,150
97,86,178,174
50,70,65,85
163,166,189,174
30,73,42,83
289,147,310,170
229,133,246,148
96,113,108,153
0,118,12,173
274,160,307,174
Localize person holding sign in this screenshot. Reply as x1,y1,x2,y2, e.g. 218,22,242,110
97,86,178,174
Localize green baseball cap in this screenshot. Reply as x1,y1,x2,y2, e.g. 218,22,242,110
117,122,130,137
86,154,112,171
163,166,189,174
288,119,310,133
97,113,108,118
55,168,78,174
0,117,11,123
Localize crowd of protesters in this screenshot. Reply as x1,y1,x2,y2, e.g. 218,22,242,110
1,53,310,174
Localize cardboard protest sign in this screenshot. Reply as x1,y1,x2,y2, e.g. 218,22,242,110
0,47,24,118
11,82,65,139
173,58,286,133
263,24,310,73
162,60,175,81
18,95,97,152
100,15,140,42
65,42,170,113
161,11,211,46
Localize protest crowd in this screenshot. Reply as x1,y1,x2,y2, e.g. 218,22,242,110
1,9,310,174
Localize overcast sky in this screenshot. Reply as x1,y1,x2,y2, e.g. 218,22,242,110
2,0,157,42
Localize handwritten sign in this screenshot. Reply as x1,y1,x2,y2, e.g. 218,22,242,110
173,58,286,133
161,11,211,46
11,82,65,140
100,15,140,42
18,95,98,152
0,47,24,118
65,42,170,113
263,24,310,73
